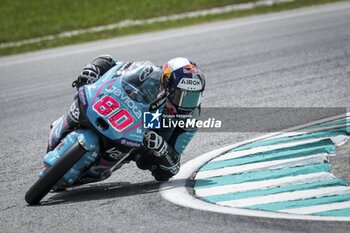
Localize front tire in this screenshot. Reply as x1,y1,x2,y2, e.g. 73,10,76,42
25,142,87,205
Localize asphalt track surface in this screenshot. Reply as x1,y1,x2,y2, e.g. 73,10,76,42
1,2,350,232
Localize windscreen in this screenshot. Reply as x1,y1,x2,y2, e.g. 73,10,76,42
121,62,161,104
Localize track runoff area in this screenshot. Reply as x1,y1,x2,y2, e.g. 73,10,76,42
161,113,350,221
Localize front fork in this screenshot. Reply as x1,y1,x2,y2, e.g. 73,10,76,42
41,129,100,186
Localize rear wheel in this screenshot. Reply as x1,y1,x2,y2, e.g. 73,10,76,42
25,142,87,205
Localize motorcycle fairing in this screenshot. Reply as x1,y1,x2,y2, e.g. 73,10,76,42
82,65,148,144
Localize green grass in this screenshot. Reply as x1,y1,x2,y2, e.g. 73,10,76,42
0,0,342,56
0,0,252,43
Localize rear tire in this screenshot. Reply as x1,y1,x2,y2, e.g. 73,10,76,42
25,142,87,205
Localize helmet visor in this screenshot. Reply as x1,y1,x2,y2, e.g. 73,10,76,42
170,88,202,109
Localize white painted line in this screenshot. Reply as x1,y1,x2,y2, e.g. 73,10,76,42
261,124,349,142
218,186,350,208
280,200,350,215
331,135,350,146
211,137,332,162
1,1,350,67
195,153,330,180
195,172,334,197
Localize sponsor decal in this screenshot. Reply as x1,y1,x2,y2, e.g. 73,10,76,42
177,78,203,91
183,64,199,74
91,151,99,159
149,95,166,111
139,65,154,81
105,147,124,160
78,87,87,110
117,138,142,147
69,100,80,122
106,85,142,119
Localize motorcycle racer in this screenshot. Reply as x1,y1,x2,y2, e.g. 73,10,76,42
46,55,205,186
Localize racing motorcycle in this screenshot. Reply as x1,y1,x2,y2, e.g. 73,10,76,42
25,62,160,205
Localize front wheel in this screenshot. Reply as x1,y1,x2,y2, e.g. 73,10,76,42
25,142,87,205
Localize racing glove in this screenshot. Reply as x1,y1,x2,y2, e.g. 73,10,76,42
72,55,116,89
143,131,180,181
144,131,168,157
72,64,100,88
